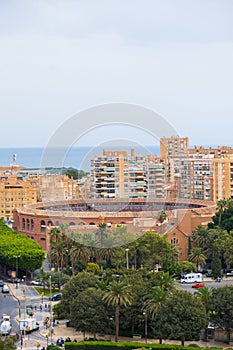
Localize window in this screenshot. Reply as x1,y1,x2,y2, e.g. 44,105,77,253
40,220,46,233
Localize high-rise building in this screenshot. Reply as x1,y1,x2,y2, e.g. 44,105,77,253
160,136,189,160
91,149,165,199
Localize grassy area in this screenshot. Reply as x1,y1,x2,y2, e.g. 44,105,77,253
34,286,59,297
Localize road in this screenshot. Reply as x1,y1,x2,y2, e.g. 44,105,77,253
0,282,51,349
180,278,233,293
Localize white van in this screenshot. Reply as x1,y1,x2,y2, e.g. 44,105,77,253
180,273,203,283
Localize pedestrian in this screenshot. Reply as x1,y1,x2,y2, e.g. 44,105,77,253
34,305,37,311
40,304,42,311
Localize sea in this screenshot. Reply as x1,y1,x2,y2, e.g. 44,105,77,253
0,146,160,172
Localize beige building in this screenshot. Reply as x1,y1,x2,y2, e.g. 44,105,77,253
0,174,37,221
213,155,233,202
37,174,80,202
91,149,166,199
160,136,233,202
160,136,189,160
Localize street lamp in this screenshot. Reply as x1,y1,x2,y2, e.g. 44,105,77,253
49,267,55,345
13,255,20,289
143,311,148,343
125,248,129,269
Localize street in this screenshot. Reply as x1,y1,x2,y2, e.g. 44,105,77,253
180,277,233,293
0,282,51,349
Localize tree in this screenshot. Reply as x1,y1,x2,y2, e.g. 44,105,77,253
217,199,227,225
0,220,44,276
70,288,111,339
194,286,213,341
162,290,207,345
144,285,169,343
95,223,108,248
188,247,206,270
157,210,167,224
144,286,168,319
0,337,15,350
85,262,101,274
155,271,176,292
103,280,132,342
208,285,233,344
64,168,89,180
192,225,210,249
60,271,98,317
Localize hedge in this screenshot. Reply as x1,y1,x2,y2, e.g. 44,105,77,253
64,341,223,350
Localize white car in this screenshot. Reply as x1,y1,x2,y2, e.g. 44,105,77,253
2,285,9,293
31,280,42,286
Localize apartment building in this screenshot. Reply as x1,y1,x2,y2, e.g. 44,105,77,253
91,149,166,199
37,174,80,202
213,155,233,202
160,136,189,160
0,174,37,221
160,136,233,202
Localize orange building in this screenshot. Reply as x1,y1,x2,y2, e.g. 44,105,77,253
0,174,37,221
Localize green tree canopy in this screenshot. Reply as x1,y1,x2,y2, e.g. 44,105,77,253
0,220,45,274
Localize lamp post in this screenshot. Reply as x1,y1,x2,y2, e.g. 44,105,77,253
125,248,129,269
143,311,148,343
13,255,20,289
49,268,55,345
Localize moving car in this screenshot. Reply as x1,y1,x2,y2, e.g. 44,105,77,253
192,282,205,289
49,293,62,301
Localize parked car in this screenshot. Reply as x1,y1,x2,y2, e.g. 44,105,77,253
2,284,10,293
49,293,62,301
7,277,21,284
225,270,233,276
31,280,42,286
192,282,205,289
0,280,4,287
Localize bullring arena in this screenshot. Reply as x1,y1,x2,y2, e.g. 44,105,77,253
13,198,216,261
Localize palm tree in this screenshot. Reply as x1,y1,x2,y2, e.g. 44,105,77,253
192,225,210,250
95,223,108,248
144,286,168,318
217,199,227,225
70,243,91,274
49,227,62,270
188,247,206,271
143,286,169,343
194,286,213,341
156,271,176,292
103,280,132,342
194,286,213,306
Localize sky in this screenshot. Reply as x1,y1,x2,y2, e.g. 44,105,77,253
0,0,233,149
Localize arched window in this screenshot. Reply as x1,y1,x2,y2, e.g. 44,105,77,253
27,218,30,230
48,220,53,227
31,219,34,231
22,218,26,230
78,222,86,225
40,220,46,233
69,222,75,226
55,221,60,226
89,222,95,226
40,237,46,241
